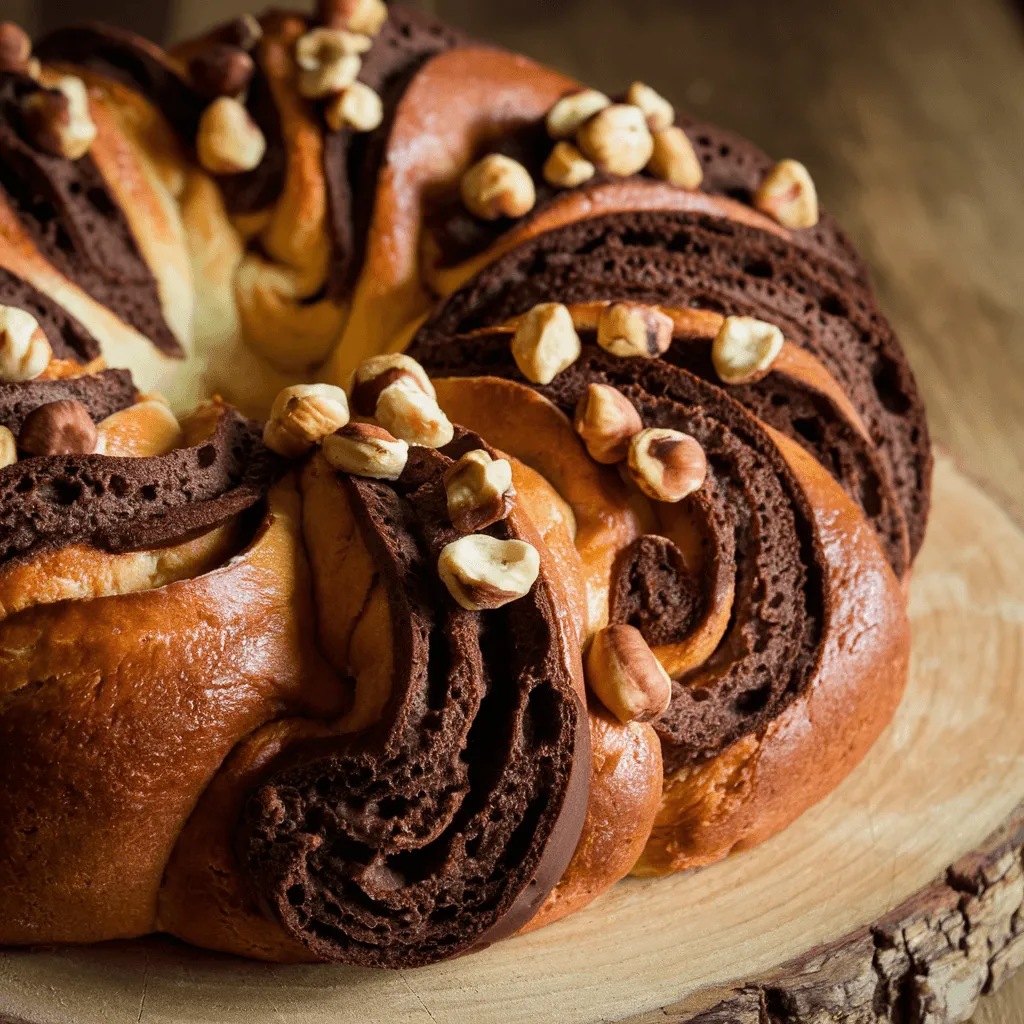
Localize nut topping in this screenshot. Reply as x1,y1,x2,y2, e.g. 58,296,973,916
0,22,32,75
597,302,674,359
189,45,255,98
438,534,540,611
319,0,388,36
545,88,611,139
217,14,264,51
295,28,365,99
711,315,784,385
647,126,703,190
576,104,653,177
511,303,582,385
586,624,672,723
573,383,643,464
542,141,596,189
21,76,97,160
444,449,515,533
196,96,267,174
325,81,383,133
626,81,674,132
0,306,51,382
374,380,454,448
627,428,707,503
753,158,819,229
351,353,434,416
0,425,16,468
460,154,536,221
18,399,98,457
263,383,350,458
322,422,408,480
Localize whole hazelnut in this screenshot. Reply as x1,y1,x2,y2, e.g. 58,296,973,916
444,449,515,533
263,383,350,458
586,624,672,723
189,45,255,98
577,104,653,177
711,315,784,385
510,303,581,385
438,534,540,612
597,302,674,359
351,353,435,417
753,158,819,230
18,399,98,457
322,422,408,480
627,427,707,503
573,383,643,464
460,154,536,221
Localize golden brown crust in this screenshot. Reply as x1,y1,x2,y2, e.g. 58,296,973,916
634,429,910,875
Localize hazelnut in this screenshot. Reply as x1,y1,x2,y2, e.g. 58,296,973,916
189,45,255,98
711,315,784,385
263,383,350,458
586,624,672,723
325,81,383,133
597,302,674,359
196,96,266,174
0,425,17,468
460,154,536,221
0,306,52,382
322,422,408,480
647,126,703,190
573,383,643,464
18,399,98,457
545,88,611,140
753,158,819,229
444,449,515,533
542,141,596,189
438,534,540,612
294,28,365,99
0,22,32,75
21,76,97,160
217,14,264,51
374,380,454,448
351,353,434,417
576,104,653,177
511,303,581,385
319,0,389,36
626,81,675,132
627,428,706,503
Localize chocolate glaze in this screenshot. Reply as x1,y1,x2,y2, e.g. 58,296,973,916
36,22,285,218
412,209,931,560
323,4,469,298
0,369,136,436
239,433,589,967
0,406,282,566
0,70,182,357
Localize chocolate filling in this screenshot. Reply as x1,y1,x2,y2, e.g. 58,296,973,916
412,209,931,560
0,407,282,566
239,435,589,968
0,369,136,436
323,4,469,298
0,70,182,357
36,22,285,218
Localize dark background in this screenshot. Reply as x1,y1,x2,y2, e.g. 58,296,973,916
4,0,1024,524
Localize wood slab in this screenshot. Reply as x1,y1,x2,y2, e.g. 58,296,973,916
1,450,1023,1024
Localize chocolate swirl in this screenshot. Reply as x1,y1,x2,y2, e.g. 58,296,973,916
0,405,283,566
239,437,590,968
413,209,931,560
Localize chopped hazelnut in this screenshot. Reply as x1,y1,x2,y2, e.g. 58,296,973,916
753,158,819,229
21,76,97,160
511,303,582,385
0,306,51,382
574,383,643,464
576,104,653,177
438,534,540,611
0,425,16,468
711,315,784,385
325,81,383,133
322,422,408,479
647,126,703,190
294,27,365,99
444,449,515,533
196,96,266,174
545,88,611,139
597,302,674,359
626,81,675,132
375,380,454,448
543,141,596,189
460,154,536,221
263,383,350,458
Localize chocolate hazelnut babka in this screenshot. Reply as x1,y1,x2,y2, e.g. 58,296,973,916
0,0,922,967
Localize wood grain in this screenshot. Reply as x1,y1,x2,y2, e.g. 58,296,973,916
1,454,1023,1024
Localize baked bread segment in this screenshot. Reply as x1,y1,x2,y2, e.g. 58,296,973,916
237,438,590,967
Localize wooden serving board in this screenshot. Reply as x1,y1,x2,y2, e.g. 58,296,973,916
2,451,1023,1024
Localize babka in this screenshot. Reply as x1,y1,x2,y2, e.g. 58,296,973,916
0,0,924,968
